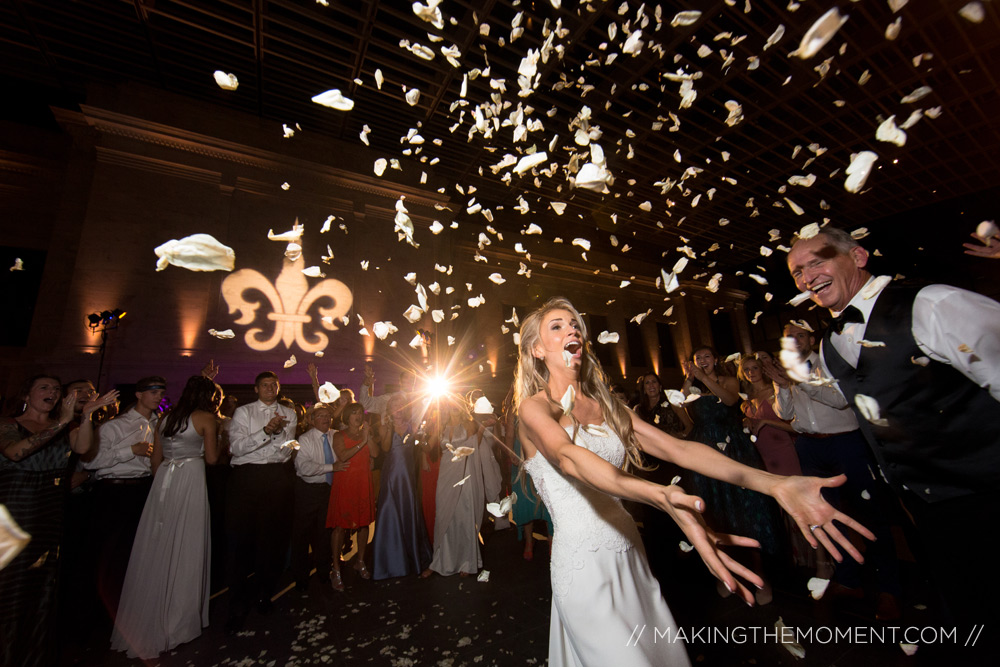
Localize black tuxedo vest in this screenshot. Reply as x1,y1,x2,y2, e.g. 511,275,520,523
822,285,1000,502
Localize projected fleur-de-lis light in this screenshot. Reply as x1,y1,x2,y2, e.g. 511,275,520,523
221,220,353,353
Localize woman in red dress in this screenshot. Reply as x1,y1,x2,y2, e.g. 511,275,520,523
326,403,378,591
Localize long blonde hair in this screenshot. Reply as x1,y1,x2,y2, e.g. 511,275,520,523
514,297,647,472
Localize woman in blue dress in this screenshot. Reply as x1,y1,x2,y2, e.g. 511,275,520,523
372,394,431,579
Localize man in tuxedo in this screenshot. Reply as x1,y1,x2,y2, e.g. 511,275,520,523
786,227,1000,635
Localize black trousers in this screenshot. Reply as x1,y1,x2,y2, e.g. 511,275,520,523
93,477,152,621
225,462,294,616
794,430,901,594
290,478,333,586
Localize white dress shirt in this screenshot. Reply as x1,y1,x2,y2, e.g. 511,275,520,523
83,407,156,479
774,351,858,435
229,400,298,466
821,276,1000,403
295,427,338,484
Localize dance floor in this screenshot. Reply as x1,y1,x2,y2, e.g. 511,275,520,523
64,525,958,666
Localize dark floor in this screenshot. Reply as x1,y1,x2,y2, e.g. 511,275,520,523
61,526,982,667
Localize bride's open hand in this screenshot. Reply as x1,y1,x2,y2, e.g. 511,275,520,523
770,474,875,563
659,486,763,606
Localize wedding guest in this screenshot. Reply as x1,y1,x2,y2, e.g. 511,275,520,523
682,346,783,604
327,402,377,591
418,404,442,543
82,376,166,622
425,398,490,577
111,376,222,659
372,394,432,579
786,227,1000,632
764,321,903,616
224,371,297,633
291,403,347,593
0,375,115,667
738,358,800,476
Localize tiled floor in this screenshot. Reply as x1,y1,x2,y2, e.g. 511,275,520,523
62,526,981,666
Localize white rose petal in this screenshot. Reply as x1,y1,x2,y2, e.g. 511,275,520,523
855,394,889,427
318,382,339,403
807,577,830,600
208,328,235,339
597,331,619,344
154,234,235,272
311,89,355,111
844,151,879,193
560,385,576,416
284,355,297,369
791,7,848,59
213,71,239,90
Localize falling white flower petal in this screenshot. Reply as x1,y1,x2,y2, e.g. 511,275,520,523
855,394,889,427
284,354,297,369
403,305,424,323
311,89,354,111
9,258,24,271
487,492,517,518
513,151,548,175
213,71,239,90
597,331,620,344
373,321,397,340
844,151,878,193
671,11,702,27
790,7,848,59
154,234,235,272
488,273,506,285
807,577,830,600
208,328,235,339
958,2,985,23
876,115,907,146
900,86,932,104
318,382,339,403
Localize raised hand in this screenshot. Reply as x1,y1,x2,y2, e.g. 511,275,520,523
770,474,875,563
83,389,120,417
58,394,79,423
307,362,319,380
201,359,220,380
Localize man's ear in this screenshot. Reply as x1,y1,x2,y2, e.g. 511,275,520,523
850,245,870,268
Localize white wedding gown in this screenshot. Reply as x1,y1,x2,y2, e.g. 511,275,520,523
523,424,690,667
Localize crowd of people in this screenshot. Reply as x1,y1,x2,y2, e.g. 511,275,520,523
1,226,997,666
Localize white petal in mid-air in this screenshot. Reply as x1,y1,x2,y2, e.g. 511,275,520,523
318,382,340,403
208,328,235,339
790,8,848,59
844,151,878,193
807,577,830,600
876,115,907,146
513,151,548,175
959,2,985,23
855,394,890,427
488,273,506,285
373,321,397,340
284,355,297,369
487,492,517,518
213,71,239,90
154,234,235,272
597,331,620,344
374,158,388,176
671,11,702,27
311,89,355,111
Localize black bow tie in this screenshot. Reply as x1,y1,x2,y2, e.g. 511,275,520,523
830,305,864,334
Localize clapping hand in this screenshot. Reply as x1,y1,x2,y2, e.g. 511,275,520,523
265,414,288,435
58,394,79,423
83,389,120,417
760,356,791,387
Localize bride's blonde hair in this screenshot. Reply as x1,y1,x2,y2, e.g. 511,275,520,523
514,297,647,472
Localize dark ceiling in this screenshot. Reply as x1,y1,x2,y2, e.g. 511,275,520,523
2,0,999,275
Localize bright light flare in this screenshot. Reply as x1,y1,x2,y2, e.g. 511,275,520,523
426,375,451,398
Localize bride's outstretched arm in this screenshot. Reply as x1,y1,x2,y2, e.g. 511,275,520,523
630,411,874,563
519,397,764,605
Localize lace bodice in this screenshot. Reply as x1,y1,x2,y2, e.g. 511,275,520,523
523,424,641,598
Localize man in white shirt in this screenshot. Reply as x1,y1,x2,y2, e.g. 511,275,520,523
82,375,165,622
224,371,297,633
787,227,1000,636
765,325,901,619
290,403,347,594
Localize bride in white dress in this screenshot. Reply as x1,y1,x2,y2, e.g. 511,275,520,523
515,298,872,666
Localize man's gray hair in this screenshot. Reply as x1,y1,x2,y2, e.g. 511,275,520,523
792,226,860,254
